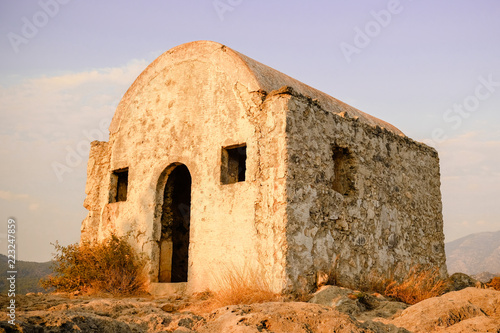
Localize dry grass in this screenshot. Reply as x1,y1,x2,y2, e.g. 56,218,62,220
180,291,221,314
329,265,449,305
383,266,449,305
41,234,147,295
487,277,500,291
212,264,281,307
358,270,392,295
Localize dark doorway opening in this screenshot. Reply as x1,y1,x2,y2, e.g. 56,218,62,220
158,164,191,283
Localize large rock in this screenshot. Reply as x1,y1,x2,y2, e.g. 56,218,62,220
4,288,499,332
0,294,204,332
194,302,404,333
308,285,354,306
386,287,500,332
309,285,407,319
446,272,484,291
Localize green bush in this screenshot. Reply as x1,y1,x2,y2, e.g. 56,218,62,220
41,234,147,295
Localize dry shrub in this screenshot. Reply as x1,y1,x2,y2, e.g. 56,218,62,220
384,266,449,305
212,264,281,307
357,270,391,295
41,234,147,295
313,261,448,306
487,277,500,291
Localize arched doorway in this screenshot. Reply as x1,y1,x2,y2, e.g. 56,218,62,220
158,164,191,283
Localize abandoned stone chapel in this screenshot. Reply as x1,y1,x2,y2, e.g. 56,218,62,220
80,40,446,294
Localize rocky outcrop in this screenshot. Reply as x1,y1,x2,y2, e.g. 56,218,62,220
309,285,408,321
2,287,498,332
383,287,500,332
195,302,382,333
0,294,204,333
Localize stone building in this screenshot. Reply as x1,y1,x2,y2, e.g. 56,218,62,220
81,40,446,294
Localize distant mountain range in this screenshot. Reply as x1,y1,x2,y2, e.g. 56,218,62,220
446,230,500,277
0,254,52,294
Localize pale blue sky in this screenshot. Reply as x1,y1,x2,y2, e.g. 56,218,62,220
1,0,499,261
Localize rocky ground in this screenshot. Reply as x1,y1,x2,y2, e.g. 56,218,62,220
0,286,499,332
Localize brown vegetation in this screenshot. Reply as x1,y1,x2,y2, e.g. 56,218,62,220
40,234,147,295
383,266,449,305
212,264,281,307
328,265,449,305
487,276,500,291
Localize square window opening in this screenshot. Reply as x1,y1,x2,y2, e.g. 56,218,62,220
332,147,356,196
110,168,129,202
221,144,247,184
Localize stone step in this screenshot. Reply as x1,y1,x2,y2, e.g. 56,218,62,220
148,282,187,296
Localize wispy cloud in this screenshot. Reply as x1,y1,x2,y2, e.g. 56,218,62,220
440,131,500,178
0,59,147,181
0,59,147,142
28,203,40,211
0,60,149,261
0,189,40,212
24,59,148,91
0,190,29,201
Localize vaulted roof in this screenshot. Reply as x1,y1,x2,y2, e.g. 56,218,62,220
110,40,403,136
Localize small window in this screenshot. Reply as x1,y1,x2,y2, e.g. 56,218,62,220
221,144,247,184
332,147,355,196
110,168,129,202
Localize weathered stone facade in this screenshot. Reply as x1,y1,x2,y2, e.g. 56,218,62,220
81,40,446,294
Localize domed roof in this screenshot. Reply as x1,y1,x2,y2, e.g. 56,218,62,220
110,40,403,136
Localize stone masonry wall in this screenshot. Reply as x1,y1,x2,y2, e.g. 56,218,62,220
81,141,110,243
80,60,291,293
284,89,446,292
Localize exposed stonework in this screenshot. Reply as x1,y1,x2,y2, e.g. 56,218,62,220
284,87,445,289
80,40,446,294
